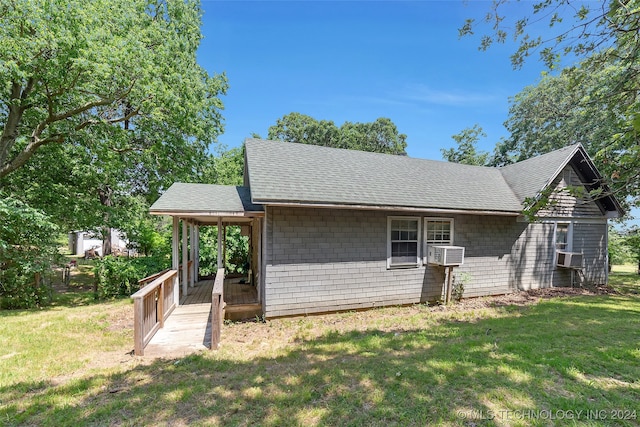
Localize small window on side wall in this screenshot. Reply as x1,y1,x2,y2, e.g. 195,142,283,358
555,222,572,251
387,217,420,268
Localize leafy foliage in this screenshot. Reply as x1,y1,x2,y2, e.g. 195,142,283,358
198,226,249,277
451,272,470,302
0,195,60,308
460,1,640,210
492,64,638,208
267,113,408,155
609,227,634,266
0,0,226,303
459,0,640,71
624,226,640,273
0,0,227,181
119,198,171,258
94,255,169,299
441,124,490,166
200,145,245,186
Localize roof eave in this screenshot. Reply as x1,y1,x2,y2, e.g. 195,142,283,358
149,209,264,217
527,144,625,218
253,199,522,216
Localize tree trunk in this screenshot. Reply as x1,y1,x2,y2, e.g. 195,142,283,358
102,226,112,257
99,186,113,256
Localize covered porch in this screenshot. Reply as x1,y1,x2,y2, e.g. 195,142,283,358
132,184,264,356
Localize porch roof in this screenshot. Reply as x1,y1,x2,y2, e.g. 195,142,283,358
150,183,263,221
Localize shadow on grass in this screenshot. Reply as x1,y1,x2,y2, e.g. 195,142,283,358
2,295,639,426
609,270,640,296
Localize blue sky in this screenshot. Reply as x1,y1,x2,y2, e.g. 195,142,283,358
198,1,550,160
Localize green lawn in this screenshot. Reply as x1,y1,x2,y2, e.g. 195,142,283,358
1,266,638,426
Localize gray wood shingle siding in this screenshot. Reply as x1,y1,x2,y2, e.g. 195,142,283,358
262,207,607,318
264,207,443,317
537,165,604,218
573,222,608,285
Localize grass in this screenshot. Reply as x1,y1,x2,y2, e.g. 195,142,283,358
1,266,639,426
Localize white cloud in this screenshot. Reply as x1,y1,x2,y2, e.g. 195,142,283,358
397,83,500,107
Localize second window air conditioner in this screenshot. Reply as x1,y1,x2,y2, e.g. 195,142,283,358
556,251,583,269
427,245,465,266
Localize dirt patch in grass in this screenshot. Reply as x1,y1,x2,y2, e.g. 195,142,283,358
451,285,618,310
105,303,135,332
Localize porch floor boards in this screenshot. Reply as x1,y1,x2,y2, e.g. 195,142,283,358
180,278,258,306
143,278,259,357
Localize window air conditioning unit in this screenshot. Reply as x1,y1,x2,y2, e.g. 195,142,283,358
556,251,583,269
428,245,465,266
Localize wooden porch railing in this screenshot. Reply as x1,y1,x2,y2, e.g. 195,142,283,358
211,268,226,349
131,269,178,356
179,260,194,283
137,269,170,289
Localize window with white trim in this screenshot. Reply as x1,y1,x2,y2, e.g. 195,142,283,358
555,222,572,251
387,217,420,268
424,218,454,245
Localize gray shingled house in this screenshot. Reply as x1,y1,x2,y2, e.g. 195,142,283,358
150,139,623,318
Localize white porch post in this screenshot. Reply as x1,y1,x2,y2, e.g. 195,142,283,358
172,216,180,305
182,220,188,297
223,225,227,267
217,217,223,270
189,223,195,287
257,218,262,303
194,225,200,283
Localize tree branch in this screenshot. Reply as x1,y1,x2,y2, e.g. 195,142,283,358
0,82,31,171
0,133,64,179
1,79,139,180
74,105,140,131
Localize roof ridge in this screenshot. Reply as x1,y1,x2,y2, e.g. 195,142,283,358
500,143,580,170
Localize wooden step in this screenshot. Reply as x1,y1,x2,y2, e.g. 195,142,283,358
225,303,262,321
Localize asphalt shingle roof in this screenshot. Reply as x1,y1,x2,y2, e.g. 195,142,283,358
150,140,623,217
149,183,262,214
499,144,578,203
245,139,526,213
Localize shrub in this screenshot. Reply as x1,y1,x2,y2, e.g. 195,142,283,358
198,225,249,277
0,196,60,309
94,255,168,299
452,272,470,302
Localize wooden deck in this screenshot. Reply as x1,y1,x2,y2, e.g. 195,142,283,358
180,277,258,306
143,278,259,357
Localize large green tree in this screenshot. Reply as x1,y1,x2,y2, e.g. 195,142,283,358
0,0,227,254
0,196,59,308
460,0,639,207
267,113,407,155
0,0,226,180
493,66,621,165
200,145,245,186
491,63,639,208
